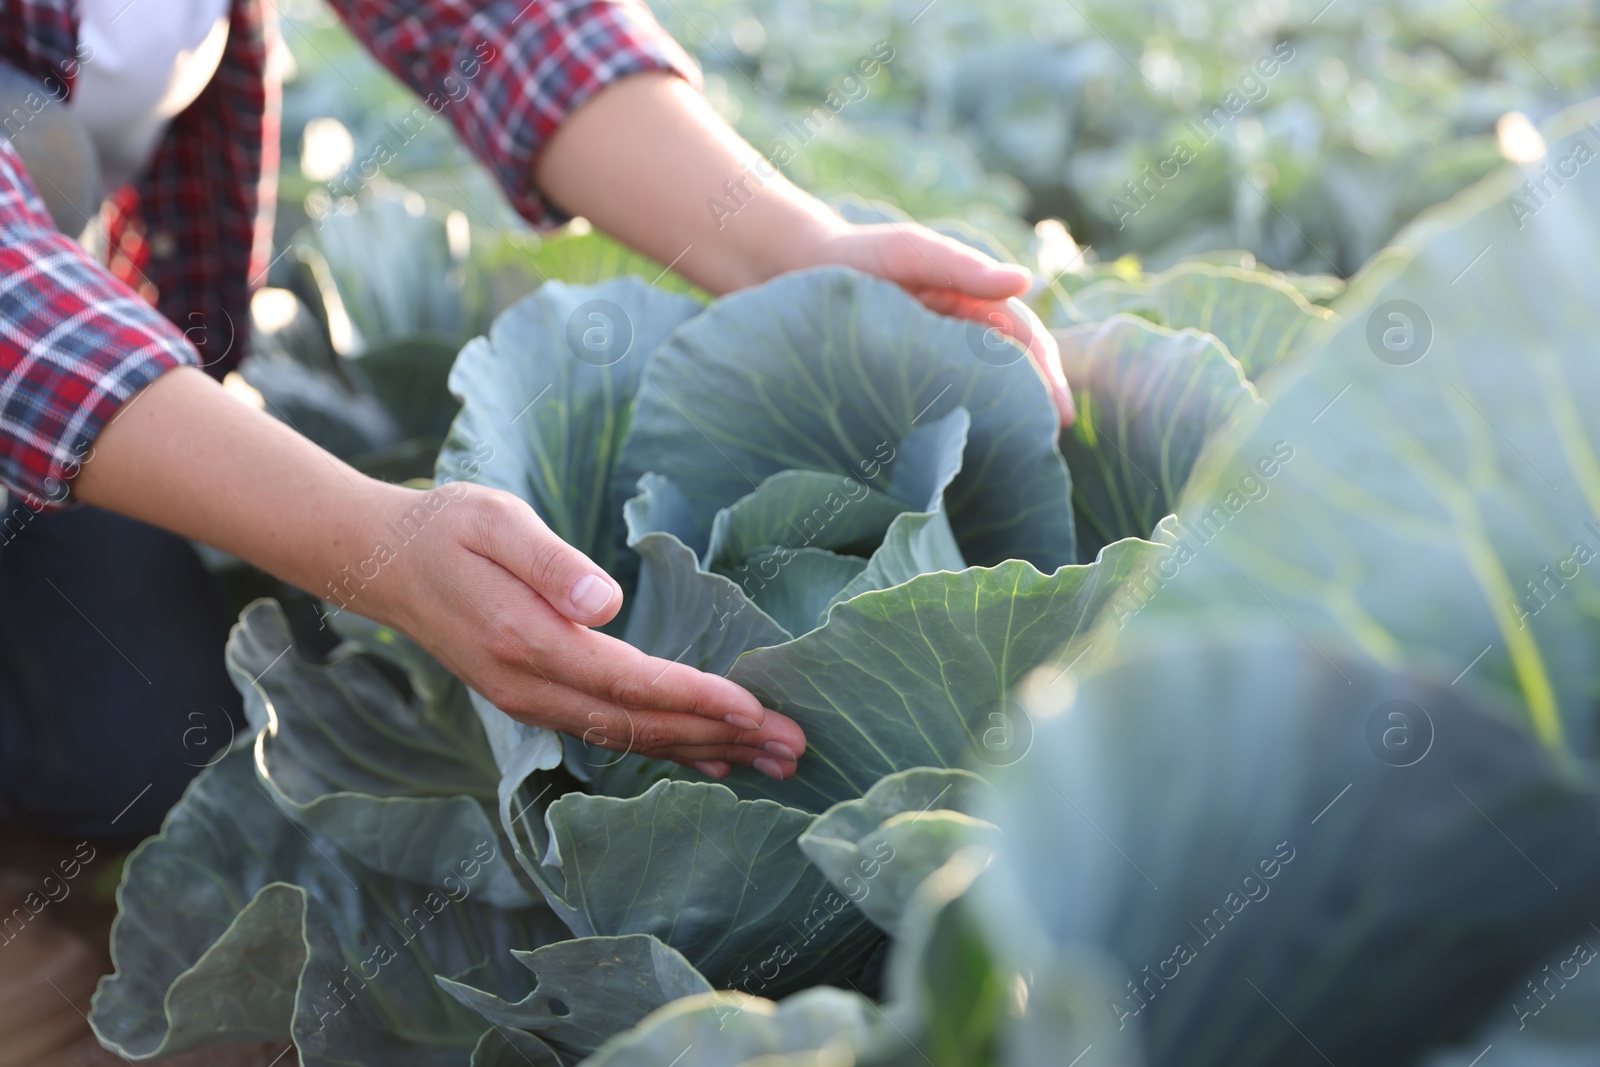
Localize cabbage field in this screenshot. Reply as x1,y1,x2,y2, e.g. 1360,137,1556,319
84,1,1600,1065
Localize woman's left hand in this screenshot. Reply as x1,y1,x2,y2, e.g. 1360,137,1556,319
534,73,1073,424
792,222,1075,426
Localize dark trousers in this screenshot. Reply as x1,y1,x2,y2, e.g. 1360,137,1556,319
0,505,244,842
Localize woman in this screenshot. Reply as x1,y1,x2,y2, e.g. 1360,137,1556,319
0,0,1072,841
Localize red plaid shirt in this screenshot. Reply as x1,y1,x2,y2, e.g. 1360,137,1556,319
0,0,697,511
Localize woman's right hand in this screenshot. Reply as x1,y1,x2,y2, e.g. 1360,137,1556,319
366,481,806,781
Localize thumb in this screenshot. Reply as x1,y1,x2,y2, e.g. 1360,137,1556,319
472,491,624,626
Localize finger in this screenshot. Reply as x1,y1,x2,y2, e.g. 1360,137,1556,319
488,678,766,762
653,747,798,780
693,761,732,779
560,707,795,777
562,703,803,758
1019,315,1076,427
914,289,1076,426
486,652,807,763
860,225,1032,300
548,624,807,737
469,491,625,626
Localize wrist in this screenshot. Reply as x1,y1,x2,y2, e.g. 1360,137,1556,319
723,191,850,287
311,479,454,632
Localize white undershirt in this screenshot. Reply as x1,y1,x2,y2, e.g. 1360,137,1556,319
70,0,233,192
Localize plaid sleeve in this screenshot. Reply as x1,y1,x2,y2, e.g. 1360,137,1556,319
330,0,701,226
0,139,196,511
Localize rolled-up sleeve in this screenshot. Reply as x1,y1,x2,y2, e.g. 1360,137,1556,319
331,0,702,226
0,139,195,510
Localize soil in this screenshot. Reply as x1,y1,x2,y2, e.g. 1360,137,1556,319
0,820,297,1067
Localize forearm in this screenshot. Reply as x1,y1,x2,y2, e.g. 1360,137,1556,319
72,367,407,606
535,72,846,293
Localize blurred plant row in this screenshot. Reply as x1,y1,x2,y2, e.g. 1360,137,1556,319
274,0,1599,277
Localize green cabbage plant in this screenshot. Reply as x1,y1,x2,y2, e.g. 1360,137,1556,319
89,100,1600,1065
90,133,1600,1062
582,102,1600,1067
92,262,1238,1064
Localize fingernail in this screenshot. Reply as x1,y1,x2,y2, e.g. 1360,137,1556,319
570,574,615,616
753,757,786,780
724,712,761,731
694,760,728,779
762,741,797,761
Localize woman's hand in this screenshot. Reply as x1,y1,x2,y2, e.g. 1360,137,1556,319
788,222,1075,426
75,368,804,781
537,73,1073,426
367,482,805,780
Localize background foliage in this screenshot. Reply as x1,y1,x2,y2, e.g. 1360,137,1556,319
271,0,1600,275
